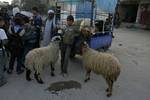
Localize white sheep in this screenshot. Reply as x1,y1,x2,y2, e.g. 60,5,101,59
81,42,121,97
25,36,61,84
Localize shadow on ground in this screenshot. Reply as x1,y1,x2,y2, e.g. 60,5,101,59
47,80,81,95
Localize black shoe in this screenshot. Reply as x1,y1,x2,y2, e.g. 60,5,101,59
61,72,68,77
3,66,6,72
22,64,25,68
17,69,24,75
70,53,75,59
112,35,115,38
7,69,13,74
0,80,7,87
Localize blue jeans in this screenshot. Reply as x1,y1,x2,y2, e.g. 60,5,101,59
8,48,24,72
61,44,71,73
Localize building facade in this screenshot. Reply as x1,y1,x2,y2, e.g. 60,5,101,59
41,0,56,6
119,0,150,26
136,0,150,25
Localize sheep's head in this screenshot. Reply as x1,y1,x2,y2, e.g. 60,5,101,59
80,41,89,54
80,27,92,37
51,36,61,42
50,36,62,48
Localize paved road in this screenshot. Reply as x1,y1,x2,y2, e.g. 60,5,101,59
0,28,150,100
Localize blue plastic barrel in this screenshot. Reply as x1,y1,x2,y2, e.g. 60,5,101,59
89,32,112,49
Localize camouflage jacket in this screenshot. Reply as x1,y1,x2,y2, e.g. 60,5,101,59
63,25,80,45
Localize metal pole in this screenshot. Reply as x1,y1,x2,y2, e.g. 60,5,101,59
55,1,58,23
91,0,95,27
70,0,73,14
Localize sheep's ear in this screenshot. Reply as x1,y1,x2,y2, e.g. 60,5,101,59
83,41,87,44
83,41,89,47
80,41,89,48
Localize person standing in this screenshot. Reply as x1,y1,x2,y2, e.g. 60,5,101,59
7,15,25,74
32,7,42,48
0,7,11,33
22,17,39,63
61,15,80,75
42,9,56,46
0,17,8,87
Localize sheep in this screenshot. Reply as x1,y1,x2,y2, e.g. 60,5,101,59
79,19,95,37
81,42,121,97
79,19,91,31
25,36,61,84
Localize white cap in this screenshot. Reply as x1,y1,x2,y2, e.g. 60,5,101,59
30,16,33,20
13,7,20,16
48,10,54,14
20,11,33,17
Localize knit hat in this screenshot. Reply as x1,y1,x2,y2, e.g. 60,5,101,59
67,15,74,21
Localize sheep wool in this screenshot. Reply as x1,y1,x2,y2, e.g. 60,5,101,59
82,45,121,97
25,41,59,74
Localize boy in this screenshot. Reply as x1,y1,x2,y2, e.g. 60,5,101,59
61,15,79,76
7,15,25,74
32,7,42,48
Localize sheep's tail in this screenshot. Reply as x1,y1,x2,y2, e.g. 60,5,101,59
114,66,121,82
24,56,32,70
115,71,120,82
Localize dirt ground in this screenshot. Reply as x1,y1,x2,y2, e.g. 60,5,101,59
0,28,150,100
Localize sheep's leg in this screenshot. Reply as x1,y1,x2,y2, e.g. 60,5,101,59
34,72,44,84
50,63,55,77
106,79,113,97
106,78,110,92
84,69,91,82
26,69,32,81
106,88,109,92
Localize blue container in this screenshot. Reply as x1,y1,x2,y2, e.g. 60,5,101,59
89,32,112,49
